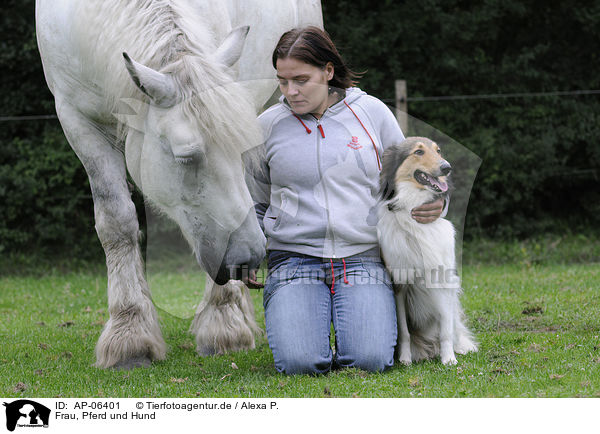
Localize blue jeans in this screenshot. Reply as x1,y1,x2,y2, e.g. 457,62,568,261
263,250,397,375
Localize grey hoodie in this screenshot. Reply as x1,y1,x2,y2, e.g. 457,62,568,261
247,87,405,258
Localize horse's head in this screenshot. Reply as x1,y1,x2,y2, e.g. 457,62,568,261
121,27,265,284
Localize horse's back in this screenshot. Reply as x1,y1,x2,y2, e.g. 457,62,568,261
36,0,323,114
37,0,131,121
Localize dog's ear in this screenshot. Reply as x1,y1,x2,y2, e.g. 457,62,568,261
379,143,412,201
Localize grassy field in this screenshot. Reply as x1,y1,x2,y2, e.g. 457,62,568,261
1,243,600,397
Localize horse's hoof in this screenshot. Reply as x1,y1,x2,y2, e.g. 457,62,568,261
112,356,152,370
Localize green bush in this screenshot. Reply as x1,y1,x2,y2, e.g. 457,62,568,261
323,0,600,238
0,123,100,257
1,0,599,258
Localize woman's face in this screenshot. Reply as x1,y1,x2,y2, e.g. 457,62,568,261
276,57,334,116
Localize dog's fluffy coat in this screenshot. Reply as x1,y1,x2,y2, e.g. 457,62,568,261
377,137,477,365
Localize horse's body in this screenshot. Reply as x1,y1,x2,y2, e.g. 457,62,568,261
36,0,322,368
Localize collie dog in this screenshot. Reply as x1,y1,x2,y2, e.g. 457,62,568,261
377,137,477,365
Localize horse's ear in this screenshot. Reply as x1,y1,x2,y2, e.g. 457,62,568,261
122,53,178,107
215,26,250,68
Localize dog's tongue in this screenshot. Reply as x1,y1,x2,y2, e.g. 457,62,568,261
428,175,449,193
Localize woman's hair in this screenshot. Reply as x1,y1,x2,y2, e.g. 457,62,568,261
272,26,360,90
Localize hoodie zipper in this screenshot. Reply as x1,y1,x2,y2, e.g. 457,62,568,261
313,115,337,258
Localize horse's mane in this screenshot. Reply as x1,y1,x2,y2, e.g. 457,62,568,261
72,0,262,161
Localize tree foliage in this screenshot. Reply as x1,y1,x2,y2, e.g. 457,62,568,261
1,0,599,257
0,0,100,257
323,0,600,237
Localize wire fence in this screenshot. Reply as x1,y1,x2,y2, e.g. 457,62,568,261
380,89,600,104
0,114,58,122
408,89,600,102
2,89,600,122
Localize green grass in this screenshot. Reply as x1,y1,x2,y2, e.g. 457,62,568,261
1,259,599,397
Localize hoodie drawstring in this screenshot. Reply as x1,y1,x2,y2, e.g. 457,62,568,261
293,114,312,135
329,258,349,295
291,99,379,172
293,114,326,138
344,101,382,171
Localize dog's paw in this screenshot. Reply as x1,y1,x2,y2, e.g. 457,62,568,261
455,337,478,354
398,348,412,365
398,356,412,366
441,355,458,365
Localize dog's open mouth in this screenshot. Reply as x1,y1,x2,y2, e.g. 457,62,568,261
414,170,448,193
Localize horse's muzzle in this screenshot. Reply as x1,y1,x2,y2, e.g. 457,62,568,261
199,208,266,285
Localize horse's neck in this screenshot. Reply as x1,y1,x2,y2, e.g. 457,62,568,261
72,1,216,103
75,0,216,54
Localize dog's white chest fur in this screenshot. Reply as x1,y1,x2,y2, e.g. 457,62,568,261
377,188,477,365
378,208,457,283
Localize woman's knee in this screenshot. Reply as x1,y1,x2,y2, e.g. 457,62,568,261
275,351,332,375
337,346,395,372
355,352,394,372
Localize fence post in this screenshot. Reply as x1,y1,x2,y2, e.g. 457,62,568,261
395,79,408,134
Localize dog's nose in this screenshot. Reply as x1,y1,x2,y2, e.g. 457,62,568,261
440,161,452,176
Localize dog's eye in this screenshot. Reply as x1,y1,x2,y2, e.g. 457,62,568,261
414,149,425,156
437,148,442,154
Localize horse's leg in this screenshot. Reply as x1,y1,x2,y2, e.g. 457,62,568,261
56,100,166,369
190,277,219,356
190,278,258,355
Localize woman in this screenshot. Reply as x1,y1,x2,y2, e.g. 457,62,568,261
247,27,444,375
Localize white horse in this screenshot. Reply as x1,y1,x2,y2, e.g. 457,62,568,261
36,0,322,369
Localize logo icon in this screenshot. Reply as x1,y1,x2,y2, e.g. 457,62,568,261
3,400,50,431
347,136,362,150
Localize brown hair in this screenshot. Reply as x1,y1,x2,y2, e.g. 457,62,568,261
272,26,360,90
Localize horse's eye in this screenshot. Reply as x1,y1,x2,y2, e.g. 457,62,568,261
175,157,195,165
174,148,206,167
414,149,425,156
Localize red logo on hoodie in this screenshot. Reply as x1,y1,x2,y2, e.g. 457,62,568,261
347,136,362,150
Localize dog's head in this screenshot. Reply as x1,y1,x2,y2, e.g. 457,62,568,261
379,137,451,203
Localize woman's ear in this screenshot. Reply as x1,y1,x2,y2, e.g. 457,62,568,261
325,62,334,81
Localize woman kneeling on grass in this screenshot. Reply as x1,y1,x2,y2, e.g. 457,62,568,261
247,27,444,375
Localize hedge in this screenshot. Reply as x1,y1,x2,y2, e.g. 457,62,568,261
1,0,599,257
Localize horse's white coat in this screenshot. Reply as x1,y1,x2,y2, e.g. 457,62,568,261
36,0,322,368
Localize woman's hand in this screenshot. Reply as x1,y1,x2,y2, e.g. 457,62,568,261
411,198,445,224
243,269,264,289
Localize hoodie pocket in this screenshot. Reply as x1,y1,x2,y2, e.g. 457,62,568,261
271,189,298,233
273,192,287,231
